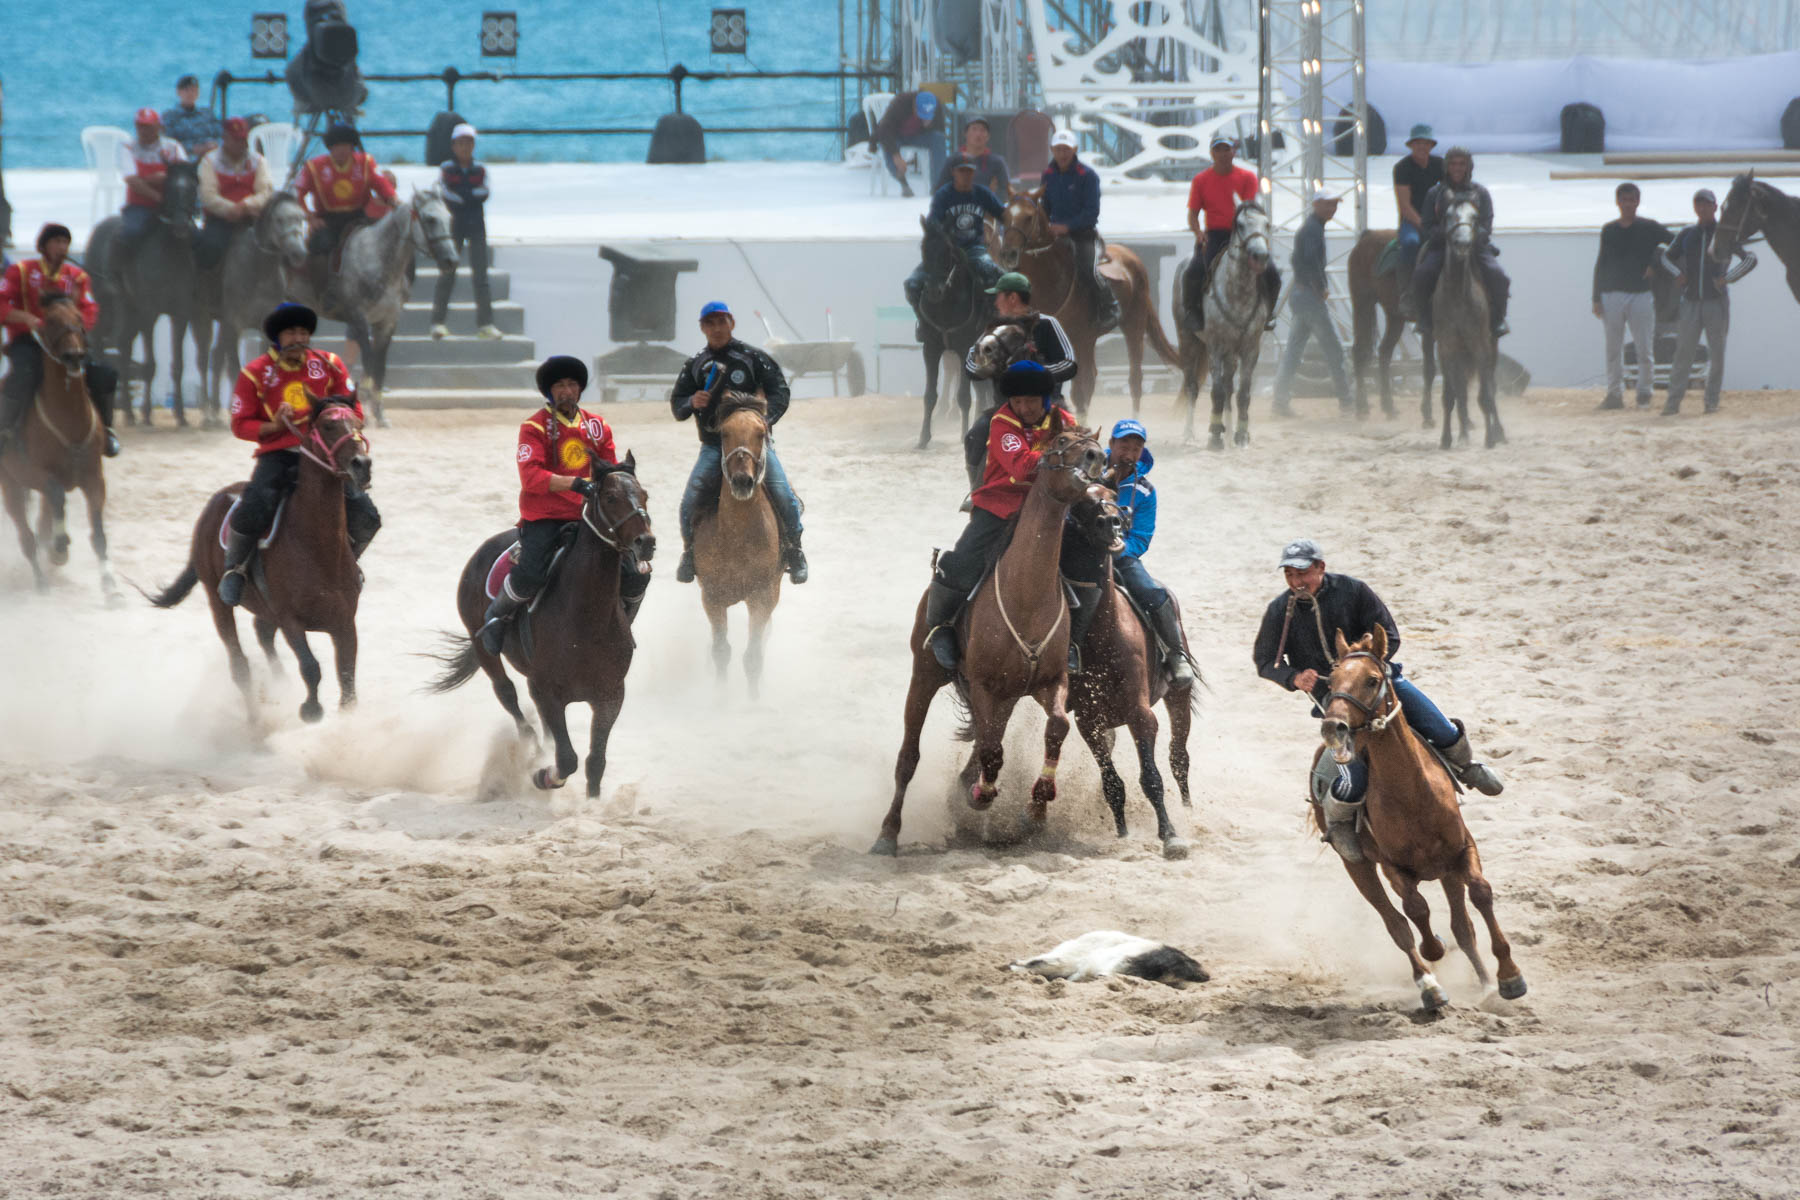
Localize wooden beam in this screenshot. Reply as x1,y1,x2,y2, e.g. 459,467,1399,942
1600,150,1800,165
1548,165,1800,181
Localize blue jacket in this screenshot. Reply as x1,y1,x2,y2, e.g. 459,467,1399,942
1040,159,1100,231
1112,448,1156,559
928,183,1005,246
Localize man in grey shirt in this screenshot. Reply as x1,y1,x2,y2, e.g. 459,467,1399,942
1660,187,1756,415
1272,189,1353,416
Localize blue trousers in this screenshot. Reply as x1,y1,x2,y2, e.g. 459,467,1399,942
1114,555,1169,610
905,244,1000,308
1329,676,1458,803
118,204,157,251
679,442,803,545
1397,219,1422,268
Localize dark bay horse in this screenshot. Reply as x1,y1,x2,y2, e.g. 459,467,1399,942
915,217,990,450
87,161,206,426
1316,628,1526,1011
150,404,371,724
873,424,1106,856
431,458,654,799
693,395,782,698
202,193,311,422
1346,228,1437,423
1713,171,1800,305
1431,198,1506,449
0,296,117,600
991,196,1178,417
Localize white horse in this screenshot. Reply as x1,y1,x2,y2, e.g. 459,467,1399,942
1174,202,1275,448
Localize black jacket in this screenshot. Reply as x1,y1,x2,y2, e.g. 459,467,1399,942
963,312,1078,387
1252,573,1401,703
670,338,790,446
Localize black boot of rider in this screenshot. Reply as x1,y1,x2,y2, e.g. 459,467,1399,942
477,584,527,657
1261,269,1282,331
782,538,810,585
923,578,964,672
218,528,257,607
1146,598,1196,687
1066,583,1101,675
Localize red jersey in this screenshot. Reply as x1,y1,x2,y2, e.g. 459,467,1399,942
296,150,397,216
517,407,618,523
0,258,99,343
119,137,187,209
1188,165,1259,231
230,349,357,456
972,403,1075,520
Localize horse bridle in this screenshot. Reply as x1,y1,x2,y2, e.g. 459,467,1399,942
1040,431,1104,484
1325,650,1401,734
295,403,368,478
410,196,457,262
584,472,651,550
1714,183,1759,256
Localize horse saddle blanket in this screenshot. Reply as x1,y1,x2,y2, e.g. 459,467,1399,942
1376,238,1403,278
483,523,578,603
219,494,288,551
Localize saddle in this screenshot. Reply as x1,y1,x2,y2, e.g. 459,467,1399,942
1376,238,1403,278
483,522,580,602
219,493,290,552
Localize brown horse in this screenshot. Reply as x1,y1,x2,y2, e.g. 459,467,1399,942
990,196,1179,417
1346,229,1438,423
694,394,782,699
150,404,370,724
873,424,1106,856
1315,628,1526,1011
431,458,654,798
1,295,118,601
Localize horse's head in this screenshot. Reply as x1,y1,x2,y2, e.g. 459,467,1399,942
1445,197,1483,255
995,195,1050,269
1713,171,1761,262
1319,627,1397,763
1039,422,1106,504
410,187,459,272
1232,202,1272,269
305,401,372,491
715,392,770,501
1071,483,1125,554
36,292,89,372
259,192,311,270
588,452,656,574
162,162,201,237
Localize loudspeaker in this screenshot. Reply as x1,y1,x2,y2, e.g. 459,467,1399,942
647,113,706,164
1333,105,1385,157
1560,102,1605,153
425,111,465,167
1781,97,1800,150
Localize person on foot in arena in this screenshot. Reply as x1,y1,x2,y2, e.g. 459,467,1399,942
1089,419,1195,686
960,271,1077,491
669,301,807,586
1412,146,1510,340
1252,538,1503,860
195,117,273,272
476,356,645,655
1659,187,1756,416
116,108,188,260
0,223,123,457
904,157,1006,329
1181,134,1280,332
432,123,501,341
294,123,397,293
921,360,1081,674
219,303,380,607
1036,130,1122,335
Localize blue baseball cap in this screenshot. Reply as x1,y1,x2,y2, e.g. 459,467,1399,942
1110,418,1149,442
699,301,732,319
914,91,939,123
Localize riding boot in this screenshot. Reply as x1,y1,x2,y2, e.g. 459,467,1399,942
1066,582,1100,675
1146,599,1196,688
922,578,965,672
477,582,528,657
218,528,257,607
1260,270,1282,331
676,543,697,584
1439,719,1504,796
1319,762,1368,863
621,590,645,625
1093,279,1121,337
1396,261,1418,322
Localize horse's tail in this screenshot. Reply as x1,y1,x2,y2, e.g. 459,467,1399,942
143,564,199,609
950,674,975,742
425,632,481,694
1143,299,1181,368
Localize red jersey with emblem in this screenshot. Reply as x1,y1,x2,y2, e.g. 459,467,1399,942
119,137,188,208
230,349,358,456
0,259,100,343
972,403,1076,520
517,407,618,522
296,150,398,216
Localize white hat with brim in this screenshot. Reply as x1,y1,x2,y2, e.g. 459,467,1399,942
1050,129,1078,149
451,123,477,141
1309,188,1340,204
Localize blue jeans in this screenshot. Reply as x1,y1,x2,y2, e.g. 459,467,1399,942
118,204,157,251
1397,219,1422,268
1114,555,1169,610
678,442,803,545
1330,676,1458,803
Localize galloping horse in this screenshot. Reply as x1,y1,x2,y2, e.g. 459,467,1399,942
432,459,654,799
873,424,1106,856
1316,628,1526,1011
990,196,1177,417
86,161,204,426
150,404,371,724
1713,171,1800,306
1346,229,1436,423
1430,198,1506,449
203,193,311,421
1172,202,1274,448
915,216,990,450
0,296,117,600
292,187,458,427
693,394,783,698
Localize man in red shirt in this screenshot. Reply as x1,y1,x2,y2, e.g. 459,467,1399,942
1181,135,1280,329
196,117,273,271
117,108,189,257
0,223,123,457
294,123,397,261
220,303,381,606
477,356,647,654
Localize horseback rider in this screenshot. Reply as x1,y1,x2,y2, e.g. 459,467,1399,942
219,303,381,607
1182,135,1281,331
0,223,123,458
1087,419,1195,687
960,271,1077,491
116,108,188,259
1036,130,1122,335
1411,146,1510,339
294,123,398,288
904,158,1006,324
477,356,646,655
195,117,273,272
1392,124,1444,321
669,301,807,586
1252,539,1503,860
922,360,1080,673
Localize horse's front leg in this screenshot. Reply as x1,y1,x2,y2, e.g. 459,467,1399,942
331,620,358,710
278,624,326,723
584,691,625,802
1480,362,1505,448
79,474,119,604
368,328,393,428
743,587,776,702
528,682,578,790
169,316,188,426
138,323,157,425
969,687,1019,811
1234,355,1255,448
1127,704,1187,857
1420,334,1437,429
703,593,731,682
1341,857,1449,1011
1026,678,1071,828
1440,363,1458,451
1076,713,1128,837
919,332,941,449
1,478,46,591
1207,359,1230,451
39,483,69,566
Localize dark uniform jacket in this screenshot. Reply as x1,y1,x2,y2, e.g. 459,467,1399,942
1253,573,1402,703
1420,180,1495,249
670,338,790,446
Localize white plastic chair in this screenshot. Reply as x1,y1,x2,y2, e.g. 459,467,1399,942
80,126,132,222
862,92,918,196
249,121,302,178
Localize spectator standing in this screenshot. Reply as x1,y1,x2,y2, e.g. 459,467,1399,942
1659,188,1756,415
1392,125,1443,320
1271,190,1353,416
870,91,947,198
432,123,500,340
936,117,1010,197
162,74,221,159
1591,182,1674,410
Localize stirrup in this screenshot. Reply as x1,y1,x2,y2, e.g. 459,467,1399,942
218,567,248,608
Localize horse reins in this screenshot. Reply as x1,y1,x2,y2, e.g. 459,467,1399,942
27,320,99,451
294,403,366,477
583,475,651,551
989,433,1100,672
1324,650,1401,734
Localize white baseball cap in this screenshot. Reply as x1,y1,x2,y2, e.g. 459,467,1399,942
1310,187,1340,204
451,123,477,141
1050,129,1078,149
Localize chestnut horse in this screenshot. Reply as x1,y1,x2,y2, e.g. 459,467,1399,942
1,295,118,600
150,404,371,724
1316,628,1526,1011
990,196,1179,417
1346,229,1437,423
873,424,1106,855
431,458,654,799
693,394,783,699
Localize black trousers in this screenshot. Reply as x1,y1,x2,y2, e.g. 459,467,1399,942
1183,228,1282,315
431,220,493,325
307,211,361,257
937,507,1088,595
231,448,382,553
195,214,244,271
2,337,119,430
512,516,651,601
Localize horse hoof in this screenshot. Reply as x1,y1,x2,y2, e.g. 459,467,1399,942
969,783,997,811
1161,837,1192,860
103,588,126,610
869,836,899,858
1233,430,1250,448
1421,984,1451,1012
299,700,324,724
532,767,566,790
1207,434,1225,452
1498,975,1528,1001
1030,777,1057,808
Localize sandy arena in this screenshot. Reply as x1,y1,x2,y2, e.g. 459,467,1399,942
1,385,1797,1198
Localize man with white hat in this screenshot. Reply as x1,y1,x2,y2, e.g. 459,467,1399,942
1271,189,1353,416
1036,129,1121,334
433,123,500,339
1658,186,1756,414
1181,134,1279,331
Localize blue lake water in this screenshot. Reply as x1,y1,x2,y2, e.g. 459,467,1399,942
3,0,852,167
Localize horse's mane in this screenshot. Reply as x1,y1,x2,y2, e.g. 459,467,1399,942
592,457,638,480
714,392,768,424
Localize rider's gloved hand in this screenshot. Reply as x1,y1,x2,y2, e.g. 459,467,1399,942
569,477,597,497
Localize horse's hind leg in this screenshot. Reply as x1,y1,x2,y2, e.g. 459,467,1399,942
1234,363,1254,448
743,588,776,702
252,615,283,671
1480,364,1505,448
208,593,256,724
2,477,46,591
1462,843,1526,999
1127,704,1185,856
474,647,531,738
527,684,578,790
1341,858,1448,1010
583,693,625,802
39,484,69,566
330,621,358,711
78,475,118,603
1077,714,1128,837
278,624,326,723
1440,875,1490,988
873,655,948,855
1378,316,1403,418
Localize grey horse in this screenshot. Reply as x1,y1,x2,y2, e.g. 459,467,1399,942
1430,197,1506,449
290,186,458,427
1173,202,1275,448
85,161,206,427
199,192,311,423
